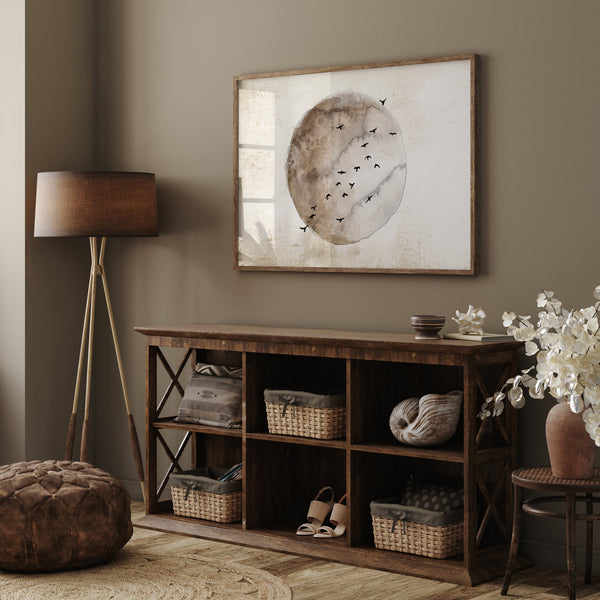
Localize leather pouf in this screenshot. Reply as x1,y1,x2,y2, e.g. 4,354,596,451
0,460,132,572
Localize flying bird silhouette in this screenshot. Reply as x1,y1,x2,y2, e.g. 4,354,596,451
336,182,342,186
336,217,345,223
310,204,317,211
366,195,373,202
336,124,344,130
349,182,355,188
300,225,308,232
354,166,360,172
342,192,348,198
308,213,316,220
325,193,331,199
380,98,386,105
361,142,368,148
374,164,380,168
369,127,377,133
365,155,372,160
337,170,346,174
389,132,397,136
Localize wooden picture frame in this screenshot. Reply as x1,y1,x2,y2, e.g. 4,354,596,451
234,55,477,274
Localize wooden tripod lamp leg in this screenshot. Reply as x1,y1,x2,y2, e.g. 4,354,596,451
98,238,147,504
80,237,99,463
65,237,97,461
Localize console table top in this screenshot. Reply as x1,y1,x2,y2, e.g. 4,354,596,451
134,323,520,355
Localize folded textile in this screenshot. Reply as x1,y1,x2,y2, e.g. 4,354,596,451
175,368,242,428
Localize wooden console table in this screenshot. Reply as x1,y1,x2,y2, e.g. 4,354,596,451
134,324,521,586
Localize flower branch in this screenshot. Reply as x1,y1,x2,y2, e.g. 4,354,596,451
479,287,600,445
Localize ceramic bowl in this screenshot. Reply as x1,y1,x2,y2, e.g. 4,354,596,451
410,315,445,340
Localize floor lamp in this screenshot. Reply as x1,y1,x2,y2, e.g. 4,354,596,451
34,171,158,504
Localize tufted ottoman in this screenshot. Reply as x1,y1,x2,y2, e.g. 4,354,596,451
0,460,132,572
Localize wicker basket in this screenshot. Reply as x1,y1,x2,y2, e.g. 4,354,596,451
371,514,463,559
264,389,345,440
169,468,242,523
370,497,463,559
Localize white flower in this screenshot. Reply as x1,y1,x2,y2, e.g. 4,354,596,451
584,386,600,405
537,292,549,308
502,312,517,327
508,386,525,409
524,341,539,356
529,385,546,400
492,401,504,416
493,391,505,403
582,305,596,319
569,394,583,413
513,325,536,342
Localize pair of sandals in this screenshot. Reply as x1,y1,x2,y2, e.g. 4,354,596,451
296,486,347,538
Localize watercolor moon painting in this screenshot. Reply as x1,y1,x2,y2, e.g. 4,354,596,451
234,56,476,273
286,92,407,245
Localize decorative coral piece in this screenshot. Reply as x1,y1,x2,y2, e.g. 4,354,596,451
452,305,486,335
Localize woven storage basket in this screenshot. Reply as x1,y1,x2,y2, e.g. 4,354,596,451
169,468,242,523
264,389,345,440
370,498,463,559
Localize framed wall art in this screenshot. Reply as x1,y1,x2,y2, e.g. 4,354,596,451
234,54,477,274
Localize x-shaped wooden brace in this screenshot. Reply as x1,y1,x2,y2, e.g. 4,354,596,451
474,362,514,547
154,347,194,499
157,431,192,499
476,459,511,547
156,348,193,417
475,363,512,449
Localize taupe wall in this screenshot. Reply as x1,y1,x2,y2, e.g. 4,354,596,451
24,0,96,461
13,0,600,573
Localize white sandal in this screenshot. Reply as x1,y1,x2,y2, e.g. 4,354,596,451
296,486,335,536
314,494,347,538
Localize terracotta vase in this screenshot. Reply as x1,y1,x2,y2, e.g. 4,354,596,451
545,401,596,479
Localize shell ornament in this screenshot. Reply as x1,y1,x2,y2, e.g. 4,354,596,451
389,390,463,447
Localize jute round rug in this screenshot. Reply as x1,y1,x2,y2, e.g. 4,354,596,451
0,551,292,599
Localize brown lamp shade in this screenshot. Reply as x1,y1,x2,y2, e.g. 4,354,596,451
34,171,158,237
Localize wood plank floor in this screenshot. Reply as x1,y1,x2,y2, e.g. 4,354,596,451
129,503,600,599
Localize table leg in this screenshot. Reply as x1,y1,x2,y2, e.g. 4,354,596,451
566,491,576,600
586,493,593,585
501,482,521,595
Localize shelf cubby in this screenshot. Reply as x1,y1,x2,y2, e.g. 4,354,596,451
245,352,346,435
245,438,346,532
350,359,464,447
